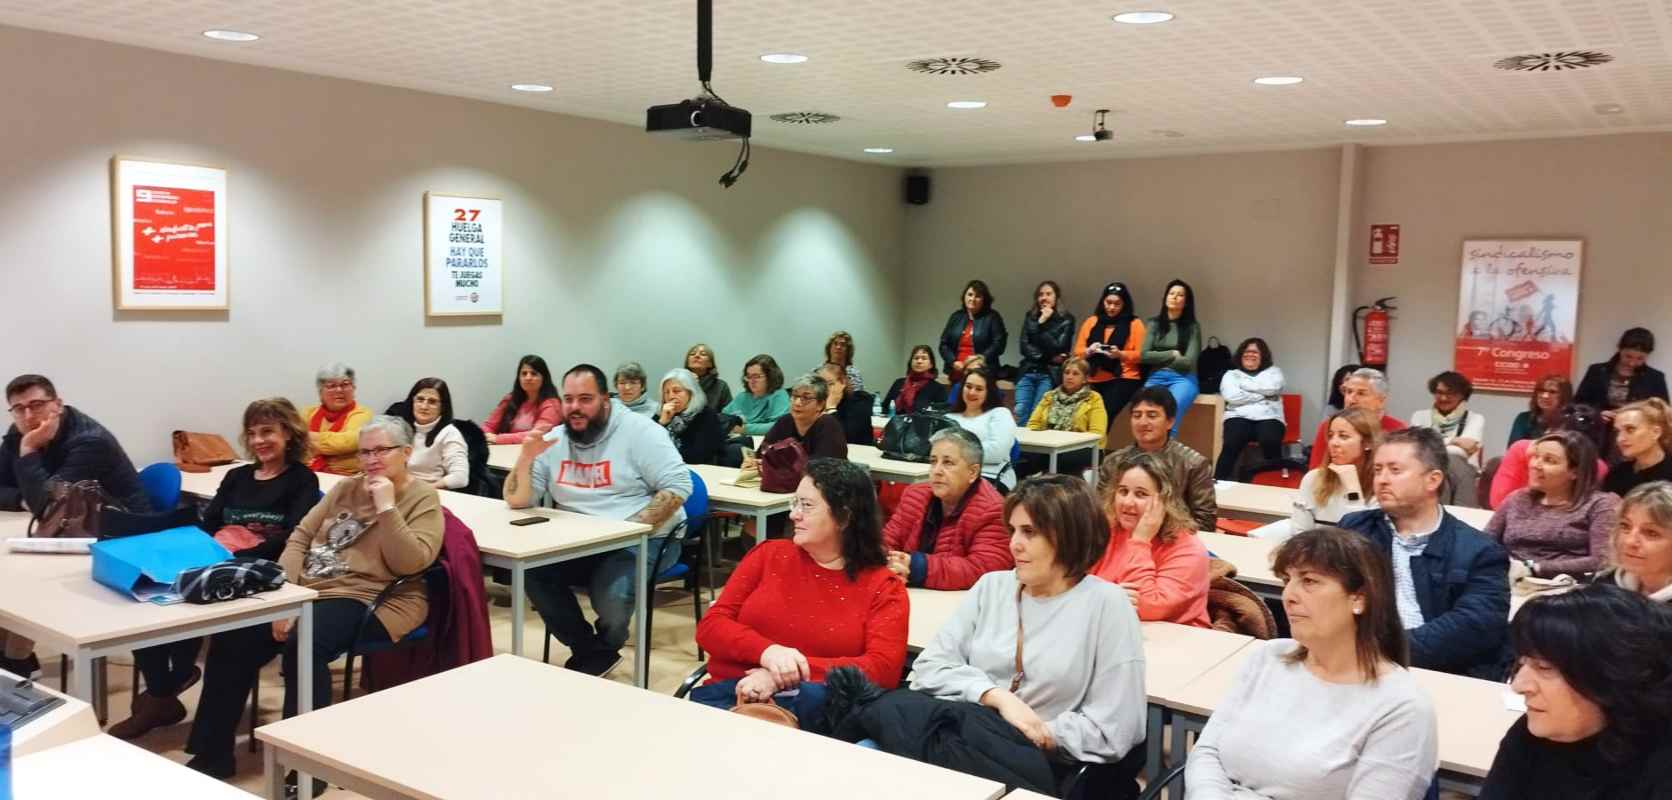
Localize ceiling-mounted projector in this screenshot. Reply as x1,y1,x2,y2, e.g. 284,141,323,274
645,0,752,185
646,97,751,141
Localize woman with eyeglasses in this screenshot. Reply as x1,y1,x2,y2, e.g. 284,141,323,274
301,362,372,475
398,377,470,489
723,354,790,436
685,343,733,412
692,458,906,725
185,416,443,782
1508,375,1573,447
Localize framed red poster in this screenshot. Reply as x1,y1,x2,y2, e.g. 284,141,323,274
110,157,229,310
1454,239,1582,393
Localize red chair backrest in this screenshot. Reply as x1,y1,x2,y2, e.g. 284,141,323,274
1281,394,1302,444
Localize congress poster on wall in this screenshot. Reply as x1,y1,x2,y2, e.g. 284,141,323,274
1454,239,1583,393
110,157,229,310
424,193,503,317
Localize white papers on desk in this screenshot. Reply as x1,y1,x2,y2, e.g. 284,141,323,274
6,537,96,554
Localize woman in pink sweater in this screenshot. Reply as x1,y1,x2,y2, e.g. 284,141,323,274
1091,451,1211,627
483,355,561,444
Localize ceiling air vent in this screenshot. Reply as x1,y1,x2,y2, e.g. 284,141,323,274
1493,51,1614,71
769,112,840,125
906,56,1002,76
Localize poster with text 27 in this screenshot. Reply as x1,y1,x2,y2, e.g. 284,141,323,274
1454,239,1583,393
132,185,217,290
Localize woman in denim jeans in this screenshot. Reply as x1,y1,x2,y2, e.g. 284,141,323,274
1140,279,1204,437
1013,280,1076,426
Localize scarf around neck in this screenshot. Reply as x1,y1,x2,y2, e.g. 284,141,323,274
1045,386,1093,430
898,371,934,413
308,405,354,471
1428,403,1469,438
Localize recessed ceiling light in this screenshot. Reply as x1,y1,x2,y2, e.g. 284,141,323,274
1075,135,1097,142
1345,118,1388,127
202,29,259,42
863,147,894,154
760,53,808,64
947,100,988,109
510,83,554,93
1112,11,1174,24
1593,103,1625,115
1253,76,1304,86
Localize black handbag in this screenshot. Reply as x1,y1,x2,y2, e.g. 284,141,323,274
878,413,961,463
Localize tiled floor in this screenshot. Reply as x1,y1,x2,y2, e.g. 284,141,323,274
36,582,707,797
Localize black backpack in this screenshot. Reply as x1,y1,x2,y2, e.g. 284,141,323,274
878,413,960,462
1197,336,1233,394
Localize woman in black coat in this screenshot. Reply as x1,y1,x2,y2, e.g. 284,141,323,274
938,279,1008,382
1014,279,1076,425
1574,327,1668,418
657,368,726,465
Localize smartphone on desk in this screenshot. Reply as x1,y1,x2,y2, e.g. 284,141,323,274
510,516,550,527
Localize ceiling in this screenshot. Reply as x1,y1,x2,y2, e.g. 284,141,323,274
4,0,1671,166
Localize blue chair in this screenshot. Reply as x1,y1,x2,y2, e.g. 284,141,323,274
541,470,711,663
137,462,182,510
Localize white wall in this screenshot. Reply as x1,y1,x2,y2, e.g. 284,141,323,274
1356,133,1672,454
901,148,1344,430
0,26,906,463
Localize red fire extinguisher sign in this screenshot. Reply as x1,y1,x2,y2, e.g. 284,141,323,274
1369,224,1400,265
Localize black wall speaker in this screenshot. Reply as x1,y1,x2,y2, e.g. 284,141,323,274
905,175,931,205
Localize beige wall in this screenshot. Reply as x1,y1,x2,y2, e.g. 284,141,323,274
1357,134,1672,455
0,26,905,464
905,134,1672,459
901,148,1344,431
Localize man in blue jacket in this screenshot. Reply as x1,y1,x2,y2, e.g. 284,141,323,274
1335,427,1510,679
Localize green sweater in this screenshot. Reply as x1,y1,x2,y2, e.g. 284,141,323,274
723,390,790,435
1139,318,1202,374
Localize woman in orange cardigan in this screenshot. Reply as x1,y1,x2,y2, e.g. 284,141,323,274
1073,282,1146,444
1091,451,1211,627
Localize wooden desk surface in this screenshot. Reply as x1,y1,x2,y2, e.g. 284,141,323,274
1140,622,1254,702
850,444,932,481
3,666,100,757
1410,667,1521,778
691,463,796,510
0,514,317,651
1015,429,1103,451
13,734,256,797
257,654,1006,800
906,587,969,649
1198,531,1280,587
1214,480,1493,529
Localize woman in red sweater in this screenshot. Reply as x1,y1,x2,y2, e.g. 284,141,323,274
693,457,908,726
482,355,561,444
1091,452,1211,627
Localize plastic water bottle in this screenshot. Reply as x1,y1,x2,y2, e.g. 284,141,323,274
0,720,12,800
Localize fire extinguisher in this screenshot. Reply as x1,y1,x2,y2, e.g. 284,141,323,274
1353,297,1397,369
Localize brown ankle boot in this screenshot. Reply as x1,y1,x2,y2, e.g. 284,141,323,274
108,691,187,739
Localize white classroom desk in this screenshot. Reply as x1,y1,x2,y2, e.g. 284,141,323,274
14,733,259,798
256,653,1007,800
850,444,932,483
181,463,654,687
1016,428,1103,476
2,666,100,757
1215,479,1493,529
1197,530,1281,602
0,510,318,720
1156,642,1514,797
690,462,794,536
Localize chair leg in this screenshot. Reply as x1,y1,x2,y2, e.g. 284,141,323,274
248,680,260,753
59,655,67,693
341,652,355,703
542,629,551,664
132,661,141,697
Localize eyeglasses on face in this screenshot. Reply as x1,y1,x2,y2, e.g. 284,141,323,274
357,445,403,460
7,398,55,416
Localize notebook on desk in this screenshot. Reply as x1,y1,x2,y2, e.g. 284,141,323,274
0,675,66,731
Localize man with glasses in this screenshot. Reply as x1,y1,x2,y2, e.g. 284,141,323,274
301,362,372,475
504,364,692,677
1,373,150,676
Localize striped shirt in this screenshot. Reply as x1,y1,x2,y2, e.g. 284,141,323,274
1386,513,1440,630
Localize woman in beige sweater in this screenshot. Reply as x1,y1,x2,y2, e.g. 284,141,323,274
185,415,444,780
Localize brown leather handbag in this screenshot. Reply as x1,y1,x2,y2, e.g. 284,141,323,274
173,430,237,474
28,479,123,538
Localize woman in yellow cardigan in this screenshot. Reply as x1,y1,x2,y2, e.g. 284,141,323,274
301,362,372,475
1019,357,1108,478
